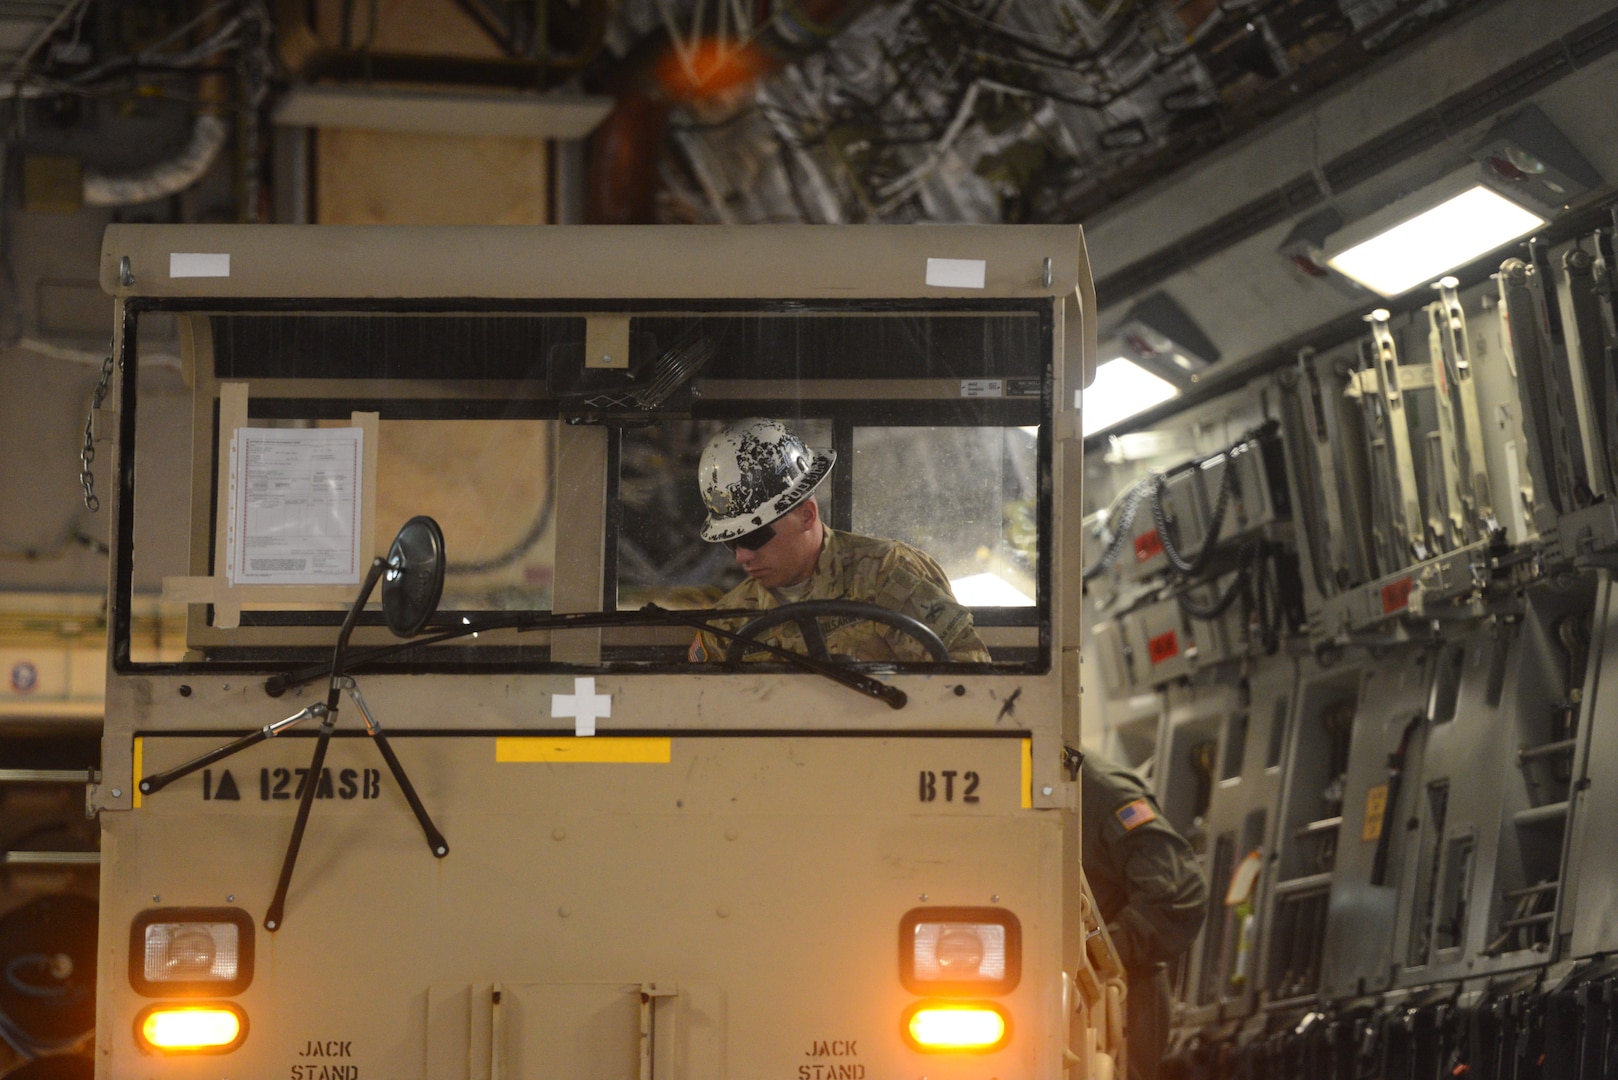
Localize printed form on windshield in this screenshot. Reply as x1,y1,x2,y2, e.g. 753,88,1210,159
226,427,365,586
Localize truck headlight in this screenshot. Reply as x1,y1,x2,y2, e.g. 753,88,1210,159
129,908,254,996
899,907,1020,994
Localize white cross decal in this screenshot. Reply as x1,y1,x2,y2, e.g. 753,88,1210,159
551,677,611,736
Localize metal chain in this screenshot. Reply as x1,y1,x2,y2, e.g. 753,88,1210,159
79,352,114,512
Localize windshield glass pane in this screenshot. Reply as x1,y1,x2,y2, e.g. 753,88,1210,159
120,303,1049,672
240,418,559,614
851,426,1038,608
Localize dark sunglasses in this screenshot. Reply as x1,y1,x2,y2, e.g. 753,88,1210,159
723,522,777,553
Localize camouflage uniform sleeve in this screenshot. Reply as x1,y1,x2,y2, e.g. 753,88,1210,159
1095,791,1208,970
688,580,769,662
688,628,721,663
869,547,992,663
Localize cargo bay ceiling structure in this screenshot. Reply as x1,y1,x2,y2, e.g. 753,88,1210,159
0,0,1615,474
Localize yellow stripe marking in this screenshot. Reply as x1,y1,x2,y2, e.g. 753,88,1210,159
1021,737,1032,809
132,736,143,809
496,737,672,764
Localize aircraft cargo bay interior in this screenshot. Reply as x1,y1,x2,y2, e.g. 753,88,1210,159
1,1,1617,1078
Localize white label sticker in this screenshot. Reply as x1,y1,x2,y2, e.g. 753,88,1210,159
961,379,1004,398
170,252,231,278
925,258,986,289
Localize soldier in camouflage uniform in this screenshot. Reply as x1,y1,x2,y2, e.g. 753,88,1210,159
687,418,990,663
1081,752,1207,1080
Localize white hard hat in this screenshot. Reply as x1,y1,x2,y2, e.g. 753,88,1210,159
697,418,835,542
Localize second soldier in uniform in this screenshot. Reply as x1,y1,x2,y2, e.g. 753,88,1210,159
1082,751,1207,1080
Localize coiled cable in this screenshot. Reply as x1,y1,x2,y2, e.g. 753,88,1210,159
1151,422,1273,578
1173,539,1286,654
1152,463,1236,578
1082,479,1149,582
1175,539,1256,620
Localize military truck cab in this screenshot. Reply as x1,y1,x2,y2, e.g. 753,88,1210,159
94,225,1119,1080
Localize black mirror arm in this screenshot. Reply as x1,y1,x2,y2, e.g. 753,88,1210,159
337,676,448,859
138,703,326,796
326,557,388,712
267,557,390,933
264,705,337,932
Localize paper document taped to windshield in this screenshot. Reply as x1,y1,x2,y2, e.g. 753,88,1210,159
226,427,364,585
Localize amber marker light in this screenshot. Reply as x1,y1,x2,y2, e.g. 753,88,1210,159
654,39,768,101
902,1002,1010,1053
135,1003,246,1054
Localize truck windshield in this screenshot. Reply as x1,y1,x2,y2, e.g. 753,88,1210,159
116,302,1051,674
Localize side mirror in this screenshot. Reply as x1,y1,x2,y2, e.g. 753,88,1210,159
381,516,446,637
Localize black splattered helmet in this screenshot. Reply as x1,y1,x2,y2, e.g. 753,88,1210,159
697,418,836,543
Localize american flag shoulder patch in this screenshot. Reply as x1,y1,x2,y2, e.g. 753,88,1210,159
1115,798,1157,831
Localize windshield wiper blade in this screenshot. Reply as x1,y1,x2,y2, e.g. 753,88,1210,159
263,606,906,709
262,607,766,697
264,617,524,696
641,605,907,709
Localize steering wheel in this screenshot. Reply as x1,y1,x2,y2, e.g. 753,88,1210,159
724,599,949,663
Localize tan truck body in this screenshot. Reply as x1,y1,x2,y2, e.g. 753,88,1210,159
94,224,1122,1080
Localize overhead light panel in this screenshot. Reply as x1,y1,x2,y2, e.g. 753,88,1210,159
1112,292,1220,381
1300,109,1599,300
1325,182,1546,298
1278,208,1366,297
1082,358,1180,437
1471,104,1603,213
